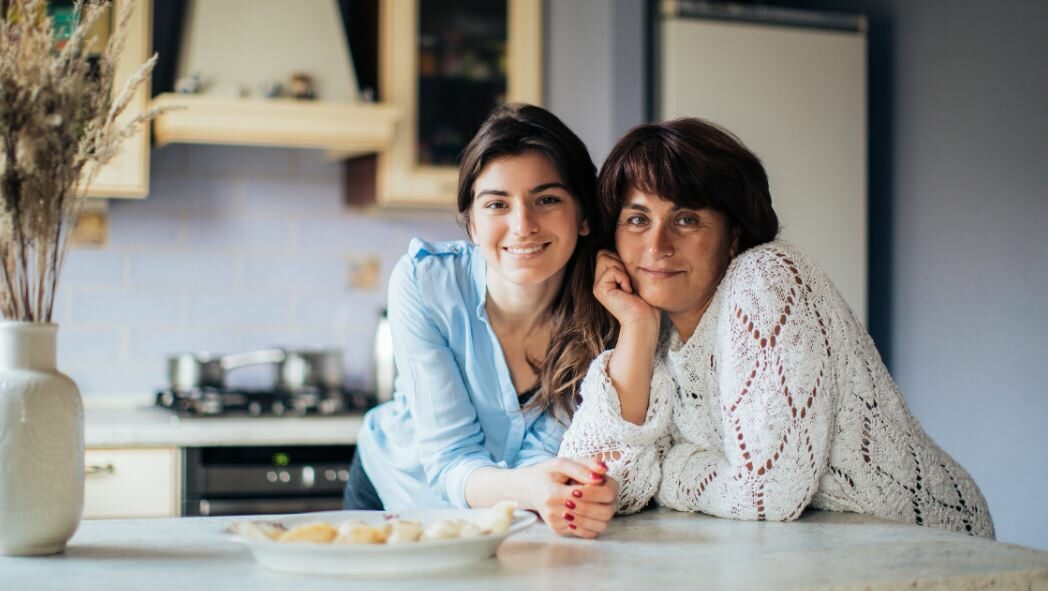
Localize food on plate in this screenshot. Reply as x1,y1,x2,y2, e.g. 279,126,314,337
231,501,522,546
478,500,516,535
385,519,423,544
278,522,338,544
230,520,287,542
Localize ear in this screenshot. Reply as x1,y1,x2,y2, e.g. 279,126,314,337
579,218,591,237
729,227,741,258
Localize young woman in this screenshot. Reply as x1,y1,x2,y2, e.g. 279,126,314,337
560,118,994,537
348,104,618,538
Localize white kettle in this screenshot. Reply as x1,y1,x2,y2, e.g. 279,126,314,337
372,310,396,404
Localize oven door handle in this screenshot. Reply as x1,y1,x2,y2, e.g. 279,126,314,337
195,497,343,517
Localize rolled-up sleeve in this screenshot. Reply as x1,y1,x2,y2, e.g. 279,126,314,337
388,255,500,507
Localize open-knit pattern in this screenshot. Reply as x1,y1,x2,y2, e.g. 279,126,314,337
560,241,994,538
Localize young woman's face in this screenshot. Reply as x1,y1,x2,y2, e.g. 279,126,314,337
614,188,734,315
470,152,589,288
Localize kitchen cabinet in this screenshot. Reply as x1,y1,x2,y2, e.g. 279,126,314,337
83,447,180,519
80,0,153,198
373,0,543,207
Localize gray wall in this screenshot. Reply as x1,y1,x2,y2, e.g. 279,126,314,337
549,0,1048,550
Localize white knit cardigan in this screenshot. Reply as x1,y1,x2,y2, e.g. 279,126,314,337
560,241,994,538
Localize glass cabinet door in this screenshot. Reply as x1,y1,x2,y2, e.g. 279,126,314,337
379,0,542,206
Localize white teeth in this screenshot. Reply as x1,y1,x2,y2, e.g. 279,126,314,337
506,245,544,255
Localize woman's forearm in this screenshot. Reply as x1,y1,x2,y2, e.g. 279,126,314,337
607,321,660,425
464,466,533,509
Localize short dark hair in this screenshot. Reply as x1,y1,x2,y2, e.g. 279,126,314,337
457,103,601,240
598,118,779,254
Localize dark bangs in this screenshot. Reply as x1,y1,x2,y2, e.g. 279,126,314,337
598,118,779,253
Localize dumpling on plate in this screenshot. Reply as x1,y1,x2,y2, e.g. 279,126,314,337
456,520,486,538
420,519,462,541
477,500,518,535
385,519,423,544
277,522,338,544
334,520,387,544
231,520,286,542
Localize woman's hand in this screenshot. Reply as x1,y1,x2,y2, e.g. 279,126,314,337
593,250,659,331
520,457,618,539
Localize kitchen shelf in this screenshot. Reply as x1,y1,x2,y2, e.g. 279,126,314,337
150,93,400,154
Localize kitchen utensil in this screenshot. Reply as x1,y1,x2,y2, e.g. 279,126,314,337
372,310,395,403
276,349,343,391
167,349,285,391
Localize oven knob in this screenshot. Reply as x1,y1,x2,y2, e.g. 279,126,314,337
337,469,349,482
247,401,262,416
272,401,286,416
266,471,278,483
278,471,291,483
325,469,337,481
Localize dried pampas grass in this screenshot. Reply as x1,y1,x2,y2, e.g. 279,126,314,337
0,0,166,321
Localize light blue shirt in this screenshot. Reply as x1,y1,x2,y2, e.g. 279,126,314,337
357,238,567,511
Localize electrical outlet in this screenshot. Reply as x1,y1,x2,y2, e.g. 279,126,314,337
346,255,381,290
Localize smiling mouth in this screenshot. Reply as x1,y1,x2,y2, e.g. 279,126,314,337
503,243,550,258
639,267,683,279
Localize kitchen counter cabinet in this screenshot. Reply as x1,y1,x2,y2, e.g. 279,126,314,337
85,406,363,448
3,509,1046,590
84,448,180,519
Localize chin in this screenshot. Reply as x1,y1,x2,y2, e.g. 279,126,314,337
635,286,685,311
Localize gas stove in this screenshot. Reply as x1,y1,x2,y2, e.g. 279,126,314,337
155,386,374,417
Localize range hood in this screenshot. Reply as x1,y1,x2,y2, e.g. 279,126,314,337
150,0,397,155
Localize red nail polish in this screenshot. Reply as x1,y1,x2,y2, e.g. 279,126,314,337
571,489,583,498
563,512,575,522
590,472,604,482
565,500,576,510
597,460,608,470
568,523,577,530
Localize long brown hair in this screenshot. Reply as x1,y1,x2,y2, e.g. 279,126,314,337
457,103,615,421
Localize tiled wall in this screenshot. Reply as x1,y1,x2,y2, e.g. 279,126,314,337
56,145,462,398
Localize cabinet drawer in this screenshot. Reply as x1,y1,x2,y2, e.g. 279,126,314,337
84,448,181,519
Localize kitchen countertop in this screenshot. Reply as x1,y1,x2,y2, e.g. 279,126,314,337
3,509,1047,590
85,405,364,448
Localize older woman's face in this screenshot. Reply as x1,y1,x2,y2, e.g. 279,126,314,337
614,188,734,317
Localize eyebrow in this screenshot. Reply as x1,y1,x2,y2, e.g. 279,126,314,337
476,182,570,199
623,202,685,213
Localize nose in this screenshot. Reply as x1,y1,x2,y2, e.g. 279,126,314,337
647,223,674,257
511,204,539,236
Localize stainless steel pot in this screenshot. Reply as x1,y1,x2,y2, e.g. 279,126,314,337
276,348,343,391
167,348,343,392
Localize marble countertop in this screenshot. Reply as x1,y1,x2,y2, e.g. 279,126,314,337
3,508,1047,590
85,405,363,448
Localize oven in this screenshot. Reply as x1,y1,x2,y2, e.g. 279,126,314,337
182,445,355,517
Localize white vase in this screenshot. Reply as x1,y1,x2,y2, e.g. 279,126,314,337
0,322,83,556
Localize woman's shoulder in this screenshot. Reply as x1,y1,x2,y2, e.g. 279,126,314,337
723,239,823,290
389,238,479,310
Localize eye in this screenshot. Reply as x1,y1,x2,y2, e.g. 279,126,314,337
483,200,507,210
676,214,699,226
622,214,648,226
537,195,562,206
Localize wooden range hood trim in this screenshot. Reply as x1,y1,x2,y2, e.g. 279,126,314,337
150,93,400,154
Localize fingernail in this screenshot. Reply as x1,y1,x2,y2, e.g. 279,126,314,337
565,500,576,510
597,460,608,471
572,489,583,498
563,512,575,522
568,523,577,530
590,472,604,482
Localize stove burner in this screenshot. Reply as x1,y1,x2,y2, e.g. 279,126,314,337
155,386,374,417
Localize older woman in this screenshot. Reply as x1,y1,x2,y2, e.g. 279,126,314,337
559,118,994,538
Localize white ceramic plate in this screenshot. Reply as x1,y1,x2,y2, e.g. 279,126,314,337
229,508,537,576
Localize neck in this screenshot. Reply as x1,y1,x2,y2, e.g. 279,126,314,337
485,266,566,332
668,297,714,343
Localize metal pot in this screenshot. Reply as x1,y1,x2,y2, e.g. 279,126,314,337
276,348,343,391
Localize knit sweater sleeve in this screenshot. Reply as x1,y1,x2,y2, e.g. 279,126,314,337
657,249,838,521
558,349,676,514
